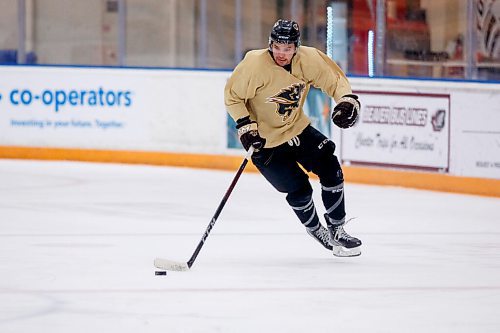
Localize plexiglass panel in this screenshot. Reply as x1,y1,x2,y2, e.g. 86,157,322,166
1,0,498,81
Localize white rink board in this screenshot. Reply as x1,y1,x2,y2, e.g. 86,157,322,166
0,66,228,153
349,77,500,179
0,65,499,179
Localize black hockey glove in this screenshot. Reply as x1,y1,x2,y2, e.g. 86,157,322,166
236,116,266,151
332,94,360,129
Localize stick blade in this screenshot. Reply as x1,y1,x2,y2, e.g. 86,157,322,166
154,258,190,271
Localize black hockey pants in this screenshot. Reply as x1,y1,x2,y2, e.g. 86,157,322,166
251,125,346,228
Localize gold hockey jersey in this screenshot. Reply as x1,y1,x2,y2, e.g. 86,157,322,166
224,45,353,148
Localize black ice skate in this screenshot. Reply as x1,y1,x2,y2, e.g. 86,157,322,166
324,214,362,257
306,224,333,251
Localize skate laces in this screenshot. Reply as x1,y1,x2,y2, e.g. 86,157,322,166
337,217,357,240
335,225,355,241
314,226,330,245
344,217,356,225
334,217,358,241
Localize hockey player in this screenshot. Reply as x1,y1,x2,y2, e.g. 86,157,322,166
224,19,362,257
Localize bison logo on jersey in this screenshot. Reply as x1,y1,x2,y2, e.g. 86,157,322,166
266,83,306,122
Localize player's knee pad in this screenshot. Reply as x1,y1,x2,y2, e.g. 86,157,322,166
318,141,344,187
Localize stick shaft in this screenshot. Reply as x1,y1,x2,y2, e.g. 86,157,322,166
186,147,254,268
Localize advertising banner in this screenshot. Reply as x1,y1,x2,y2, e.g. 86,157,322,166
341,91,450,171
0,66,154,149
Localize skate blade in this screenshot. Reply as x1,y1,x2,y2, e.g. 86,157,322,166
332,245,361,257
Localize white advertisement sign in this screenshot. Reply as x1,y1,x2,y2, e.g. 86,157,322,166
0,66,229,153
0,66,156,149
341,91,450,171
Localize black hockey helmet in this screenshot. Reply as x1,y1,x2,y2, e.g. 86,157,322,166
268,19,301,49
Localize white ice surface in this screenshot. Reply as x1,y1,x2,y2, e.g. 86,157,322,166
0,159,499,332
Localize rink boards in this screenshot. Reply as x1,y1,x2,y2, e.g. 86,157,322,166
0,65,499,197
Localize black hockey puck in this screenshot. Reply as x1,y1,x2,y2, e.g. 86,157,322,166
155,270,167,276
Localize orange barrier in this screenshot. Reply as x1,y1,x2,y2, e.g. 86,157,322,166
0,146,257,172
343,166,500,198
1,146,499,198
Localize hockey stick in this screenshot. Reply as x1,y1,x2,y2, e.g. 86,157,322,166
154,146,255,271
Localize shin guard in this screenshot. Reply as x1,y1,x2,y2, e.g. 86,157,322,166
321,182,346,226
286,191,320,230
